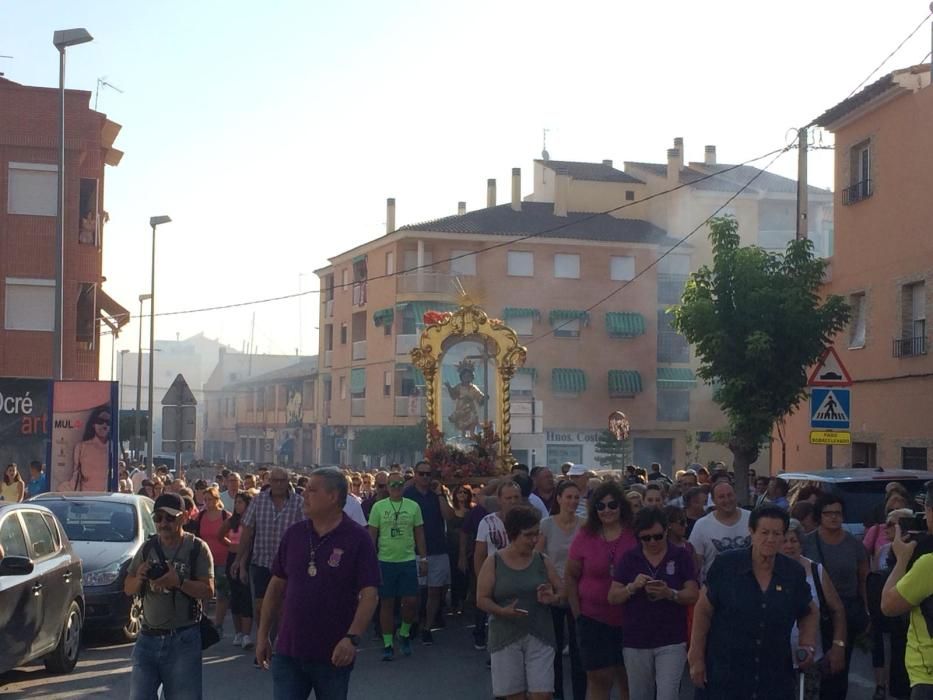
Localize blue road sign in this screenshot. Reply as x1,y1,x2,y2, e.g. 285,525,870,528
810,388,851,430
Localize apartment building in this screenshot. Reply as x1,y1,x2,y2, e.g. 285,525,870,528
0,76,127,378
777,64,933,470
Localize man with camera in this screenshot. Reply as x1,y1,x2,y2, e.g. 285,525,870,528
882,481,933,699
125,493,215,699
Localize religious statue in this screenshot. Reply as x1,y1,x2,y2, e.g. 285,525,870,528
445,359,486,436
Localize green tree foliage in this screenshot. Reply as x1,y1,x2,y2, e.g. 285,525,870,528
670,217,850,501
593,430,632,469
354,421,426,464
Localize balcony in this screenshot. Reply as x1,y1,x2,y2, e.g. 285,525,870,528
324,299,334,318
658,333,690,363
350,398,366,417
842,179,872,205
352,340,367,361
324,349,333,367
397,271,456,295
396,334,418,356
657,273,689,305
394,396,426,417
352,282,367,307
893,336,927,358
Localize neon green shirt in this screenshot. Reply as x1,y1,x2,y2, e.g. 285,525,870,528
367,497,423,563
896,552,933,686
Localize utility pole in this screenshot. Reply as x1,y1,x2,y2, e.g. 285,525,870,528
796,127,808,241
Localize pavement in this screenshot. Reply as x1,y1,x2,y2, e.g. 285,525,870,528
0,613,883,699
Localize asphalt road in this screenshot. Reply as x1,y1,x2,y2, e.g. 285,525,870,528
0,614,882,699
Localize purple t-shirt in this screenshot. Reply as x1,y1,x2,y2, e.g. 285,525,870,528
612,543,696,648
272,515,381,663
460,503,488,557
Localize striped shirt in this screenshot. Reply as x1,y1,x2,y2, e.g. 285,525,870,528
241,490,305,568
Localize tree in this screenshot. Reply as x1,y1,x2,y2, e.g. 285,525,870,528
353,422,426,464
670,217,850,502
593,430,632,469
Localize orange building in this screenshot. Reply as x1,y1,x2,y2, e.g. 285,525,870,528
776,64,932,471
0,76,127,379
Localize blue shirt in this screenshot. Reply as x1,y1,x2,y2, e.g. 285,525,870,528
27,473,49,498
403,485,446,555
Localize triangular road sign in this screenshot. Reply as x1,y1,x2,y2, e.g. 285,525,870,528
807,346,853,387
162,374,197,406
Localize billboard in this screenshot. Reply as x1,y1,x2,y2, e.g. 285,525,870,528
0,378,51,477
49,381,119,493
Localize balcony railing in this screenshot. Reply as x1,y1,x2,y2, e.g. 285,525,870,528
658,333,690,363
352,340,367,361
396,334,418,356
842,179,872,205
324,349,333,367
324,299,334,318
394,396,426,417
350,398,366,417
352,282,367,306
893,336,927,358
657,273,689,305
397,271,456,295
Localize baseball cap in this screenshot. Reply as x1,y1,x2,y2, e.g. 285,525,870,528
567,464,589,477
153,493,185,516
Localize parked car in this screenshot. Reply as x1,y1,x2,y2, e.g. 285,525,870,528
779,468,930,537
0,501,84,675
31,493,155,641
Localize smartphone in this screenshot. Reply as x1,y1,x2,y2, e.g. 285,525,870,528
515,608,529,615
899,514,927,540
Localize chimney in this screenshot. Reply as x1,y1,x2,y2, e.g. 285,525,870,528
511,168,521,211
457,201,466,216
667,148,683,182
487,178,496,208
386,197,395,234
704,145,717,165
554,172,569,217
673,137,684,152
602,159,613,168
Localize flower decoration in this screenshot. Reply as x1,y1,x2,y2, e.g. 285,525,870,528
424,421,503,481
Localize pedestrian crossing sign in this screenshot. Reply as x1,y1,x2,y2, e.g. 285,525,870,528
809,388,850,430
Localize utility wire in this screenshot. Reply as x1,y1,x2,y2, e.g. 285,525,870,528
844,11,932,99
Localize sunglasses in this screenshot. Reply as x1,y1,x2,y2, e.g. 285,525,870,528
95,419,110,426
153,512,182,524
638,533,666,542
595,500,620,511
389,481,405,488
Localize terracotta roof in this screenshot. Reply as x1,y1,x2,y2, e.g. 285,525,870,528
814,63,931,128
536,159,644,184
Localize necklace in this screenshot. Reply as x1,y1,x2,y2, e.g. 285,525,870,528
601,529,622,572
388,499,404,524
307,523,334,578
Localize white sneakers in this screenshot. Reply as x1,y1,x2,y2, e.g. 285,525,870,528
233,632,244,646
241,634,254,650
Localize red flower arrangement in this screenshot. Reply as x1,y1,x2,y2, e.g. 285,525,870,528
424,421,503,481
422,311,452,326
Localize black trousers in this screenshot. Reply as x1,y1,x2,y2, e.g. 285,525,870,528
551,606,586,700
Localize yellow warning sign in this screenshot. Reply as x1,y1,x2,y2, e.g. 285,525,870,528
809,431,851,445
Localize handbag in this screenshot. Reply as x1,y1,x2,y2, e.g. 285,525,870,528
811,561,835,652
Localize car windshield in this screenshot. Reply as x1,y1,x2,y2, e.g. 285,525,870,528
43,500,138,543
833,480,928,526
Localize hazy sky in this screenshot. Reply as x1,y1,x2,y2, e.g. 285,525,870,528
4,1,931,376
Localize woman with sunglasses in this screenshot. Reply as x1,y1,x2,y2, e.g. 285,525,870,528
448,485,474,615
536,479,586,700
67,404,113,491
565,480,636,700
608,508,698,700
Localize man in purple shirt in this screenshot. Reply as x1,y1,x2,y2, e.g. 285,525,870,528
256,467,380,700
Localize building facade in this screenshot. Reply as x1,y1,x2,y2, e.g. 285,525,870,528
776,64,933,471
0,76,127,379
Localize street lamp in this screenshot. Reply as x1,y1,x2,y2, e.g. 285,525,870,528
135,293,151,465
52,28,93,381
147,216,171,473
119,349,129,411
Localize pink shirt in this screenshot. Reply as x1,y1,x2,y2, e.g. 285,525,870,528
568,527,637,626
863,523,890,571
197,511,230,565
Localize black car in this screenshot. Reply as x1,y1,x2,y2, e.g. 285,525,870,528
32,493,155,641
0,501,84,675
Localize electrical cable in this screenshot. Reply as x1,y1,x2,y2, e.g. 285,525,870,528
844,11,932,99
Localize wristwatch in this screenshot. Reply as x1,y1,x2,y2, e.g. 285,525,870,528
344,634,361,647
832,639,846,648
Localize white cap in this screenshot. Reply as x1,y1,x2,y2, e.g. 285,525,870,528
567,464,589,476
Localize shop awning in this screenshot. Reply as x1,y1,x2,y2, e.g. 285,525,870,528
350,368,366,393
98,288,130,333
397,363,426,386
552,368,586,394
503,307,540,320
656,367,696,390
608,370,642,396
548,309,590,326
516,367,537,379
605,312,645,338
373,308,394,327
352,254,367,264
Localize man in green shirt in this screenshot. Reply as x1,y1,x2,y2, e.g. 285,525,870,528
368,471,427,661
882,480,933,698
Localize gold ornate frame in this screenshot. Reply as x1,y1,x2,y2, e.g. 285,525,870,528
411,304,527,465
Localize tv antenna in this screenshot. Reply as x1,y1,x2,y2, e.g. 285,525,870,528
94,76,124,110
541,128,550,161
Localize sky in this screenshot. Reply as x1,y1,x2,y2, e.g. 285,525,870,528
3,1,932,377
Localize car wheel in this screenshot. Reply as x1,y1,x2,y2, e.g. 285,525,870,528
44,600,83,673
121,595,143,642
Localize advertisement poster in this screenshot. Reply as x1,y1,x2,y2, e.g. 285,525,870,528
49,381,119,492
0,378,51,480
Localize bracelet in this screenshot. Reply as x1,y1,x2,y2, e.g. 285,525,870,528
626,583,635,596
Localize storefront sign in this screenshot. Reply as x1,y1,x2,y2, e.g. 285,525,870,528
545,430,601,443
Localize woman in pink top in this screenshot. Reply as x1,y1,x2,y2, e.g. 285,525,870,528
219,491,254,648
565,480,637,700
194,486,231,633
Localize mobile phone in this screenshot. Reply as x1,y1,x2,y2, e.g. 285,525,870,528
900,514,927,540
515,608,529,615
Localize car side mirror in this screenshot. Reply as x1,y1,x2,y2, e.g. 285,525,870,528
0,556,34,576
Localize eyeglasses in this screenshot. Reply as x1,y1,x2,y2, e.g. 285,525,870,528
595,500,620,511
153,512,182,524
388,481,405,488
416,471,432,477
822,509,844,518
638,533,666,542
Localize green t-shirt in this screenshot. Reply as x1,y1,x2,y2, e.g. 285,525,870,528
896,552,933,686
368,497,423,563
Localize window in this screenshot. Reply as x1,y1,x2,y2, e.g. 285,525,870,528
849,293,866,348
851,442,877,468
7,162,57,216
657,309,689,363
625,190,635,201
554,318,580,338
911,282,926,340
844,140,873,204
610,256,635,281
383,371,392,397
384,321,392,336
512,372,534,398
341,269,349,292
0,515,28,557
4,278,55,331
340,323,348,345
339,376,346,400
554,253,580,279
385,251,395,276
658,254,690,304
657,389,690,422
324,275,335,301
510,316,533,336
902,447,927,470
450,250,477,276
78,178,98,245
403,249,433,272
507,251,534,277
22,511,56,558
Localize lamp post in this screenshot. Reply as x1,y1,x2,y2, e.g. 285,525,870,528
147,216,171,474
135,293,151,466
52,28,93,381
119,349,129,410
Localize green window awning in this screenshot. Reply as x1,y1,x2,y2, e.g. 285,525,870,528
503,307,540,320
398,301,459,324
516,367,537,379
605,312,646,338
350,368,366,393
656,367,696,390
609,370,642,395
397,363,426,386
373,308,394,326
352,254,367,264
549,309,590,326
552,368,586,394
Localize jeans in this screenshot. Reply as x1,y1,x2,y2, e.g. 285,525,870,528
622,643,687,700
912,685,933,700
271,654,352,700
551,606,586,700
129,624,202,700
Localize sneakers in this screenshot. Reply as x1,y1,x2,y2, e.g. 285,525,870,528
382,646,394,662
241,634,254,650
472,637,486,650
398,634,412,657
233,632,244,646
421,630,434,646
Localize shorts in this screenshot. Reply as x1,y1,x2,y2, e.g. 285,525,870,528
490,635,555,696
213,564,230,600
418,553,451,588
576,614,624,671
379,560,419,599
250,564,273,599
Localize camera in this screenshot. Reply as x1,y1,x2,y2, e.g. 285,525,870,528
899,513,927,541
147,562,170,580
